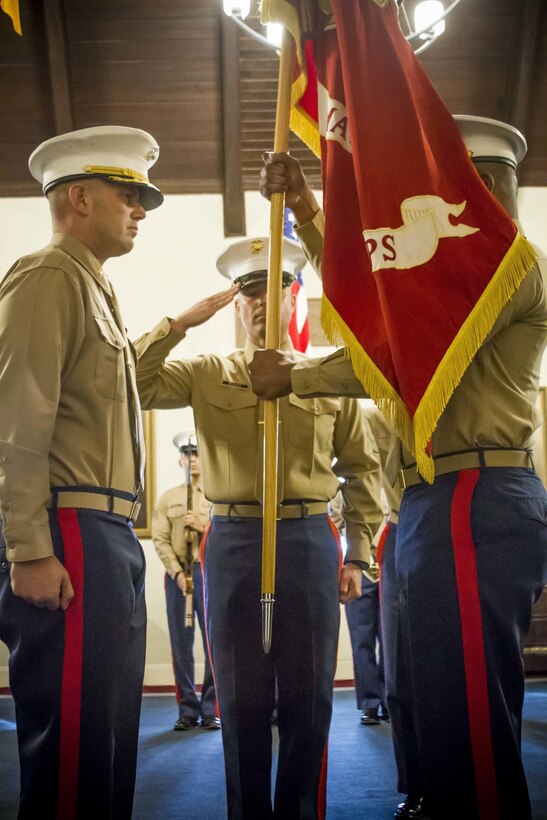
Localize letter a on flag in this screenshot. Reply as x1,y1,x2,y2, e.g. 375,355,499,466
261,0,537,481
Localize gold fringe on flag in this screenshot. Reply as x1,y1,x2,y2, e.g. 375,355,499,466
261,0,321,157
320,294,416,458
322,232,538,483
0,0,22,35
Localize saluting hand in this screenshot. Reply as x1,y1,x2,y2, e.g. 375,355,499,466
11,555,75,612
170,284,240,336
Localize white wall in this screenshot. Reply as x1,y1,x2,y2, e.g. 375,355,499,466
1,186,546,687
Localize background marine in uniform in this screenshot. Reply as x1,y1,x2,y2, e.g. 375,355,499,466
152,437,219,731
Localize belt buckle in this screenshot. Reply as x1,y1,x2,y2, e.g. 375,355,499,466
398,469,407,490
129,500,141,522
301,502,309,518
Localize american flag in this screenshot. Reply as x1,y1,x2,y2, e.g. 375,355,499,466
284,209,310,353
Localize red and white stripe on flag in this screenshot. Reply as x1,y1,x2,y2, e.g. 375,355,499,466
288,272,310,353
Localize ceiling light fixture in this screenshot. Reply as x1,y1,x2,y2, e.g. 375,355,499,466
223,0,464,56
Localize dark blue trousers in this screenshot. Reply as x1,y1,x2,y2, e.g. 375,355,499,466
345,575,385,710
380,522,424,797
202,514,341,820
396,467,547,820
0,508,146,820
165,562,216,720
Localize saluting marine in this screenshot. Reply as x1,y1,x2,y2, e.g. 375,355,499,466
134,236,383,820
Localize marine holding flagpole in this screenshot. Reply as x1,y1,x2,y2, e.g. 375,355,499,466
251,2,547,818
133,230,383,818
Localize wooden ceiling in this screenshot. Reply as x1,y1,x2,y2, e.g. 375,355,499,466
0,0,545,236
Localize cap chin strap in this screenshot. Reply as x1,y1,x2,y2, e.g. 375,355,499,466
235,271,295,289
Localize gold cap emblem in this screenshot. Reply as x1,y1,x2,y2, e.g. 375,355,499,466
251,239,265,255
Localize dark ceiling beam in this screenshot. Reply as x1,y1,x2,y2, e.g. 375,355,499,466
503,0,541,134
43,0,74,134
221,14,246,237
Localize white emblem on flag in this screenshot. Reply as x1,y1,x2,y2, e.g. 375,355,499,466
363,195,479,272
318,82,352,154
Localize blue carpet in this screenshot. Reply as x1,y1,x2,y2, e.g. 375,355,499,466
0,683,546,818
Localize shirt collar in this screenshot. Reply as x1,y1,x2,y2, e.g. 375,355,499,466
51,232,113,295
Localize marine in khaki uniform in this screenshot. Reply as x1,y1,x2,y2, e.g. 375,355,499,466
329,460,389,729
365,408,424,820
0,126,163,820
151,438,219,731
134,236,383,820
252,117,547,820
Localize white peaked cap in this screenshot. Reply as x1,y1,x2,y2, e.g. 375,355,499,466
28,125,164,210
216,236,307,289
454,115,527,169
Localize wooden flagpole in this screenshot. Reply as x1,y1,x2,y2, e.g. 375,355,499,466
261,30,294,653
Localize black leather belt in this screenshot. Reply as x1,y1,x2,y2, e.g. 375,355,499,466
400,448,533,489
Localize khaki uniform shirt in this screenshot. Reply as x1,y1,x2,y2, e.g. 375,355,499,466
152,480,212,578
0,233,143,562
135,329,383,565
293,214,547,477
365,408,401,516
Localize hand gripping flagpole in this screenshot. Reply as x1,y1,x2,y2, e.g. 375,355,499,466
261,29,294,654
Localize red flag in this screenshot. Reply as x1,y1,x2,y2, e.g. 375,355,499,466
262,0,537,481
0,0,22,34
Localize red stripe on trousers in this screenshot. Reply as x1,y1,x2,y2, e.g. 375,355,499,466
199,523,219,718
375,521,391,608
56,509,85,820
317,742,328,820
450,469,500,820
326,514,343,573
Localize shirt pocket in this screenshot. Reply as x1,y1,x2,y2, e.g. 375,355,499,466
205,385,258,446
93,314,127,402
286,395,340,451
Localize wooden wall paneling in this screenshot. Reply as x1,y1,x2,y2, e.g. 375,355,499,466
519,2,547,187
43,0,74,134
0,2,55,195
221,14,246,236
0,0,546,196
64,0,224,193
503,0,541,133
